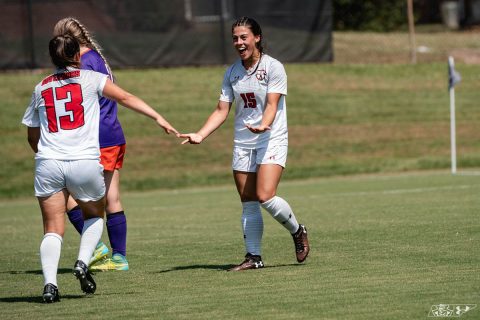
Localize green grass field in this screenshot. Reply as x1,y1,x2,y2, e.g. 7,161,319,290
0,172,478,319
1,62,480,198
1,30,479,318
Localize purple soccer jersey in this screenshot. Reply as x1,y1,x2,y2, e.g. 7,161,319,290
81,50,125,148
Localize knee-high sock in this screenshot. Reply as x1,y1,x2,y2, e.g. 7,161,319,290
241,201,263,256
40,233,62,286
67,205,84,235
106,211,127,256
78,217,103,264
261,196,299,234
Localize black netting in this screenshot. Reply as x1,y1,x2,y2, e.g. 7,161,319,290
0,0,333,69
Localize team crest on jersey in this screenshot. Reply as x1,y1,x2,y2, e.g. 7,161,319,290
256,69,267,81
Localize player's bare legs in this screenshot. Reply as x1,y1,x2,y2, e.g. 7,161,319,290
256,164,282,202
234,170,258,202
38,190,68,302
104,169,123,213
39,189,69,236
90,169,129,271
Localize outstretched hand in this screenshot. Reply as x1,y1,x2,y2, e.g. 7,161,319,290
178,133,204,144
164,126,180,136
156,118,180,136
245,124,271,134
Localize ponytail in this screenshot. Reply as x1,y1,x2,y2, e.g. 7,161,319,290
49,35,80,69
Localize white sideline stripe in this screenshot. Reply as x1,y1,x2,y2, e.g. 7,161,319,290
308,184,473,198
148,185,473,210
149,185,474,210
455,171,480,176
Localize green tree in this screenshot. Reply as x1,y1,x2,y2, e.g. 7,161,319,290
334,0,408,31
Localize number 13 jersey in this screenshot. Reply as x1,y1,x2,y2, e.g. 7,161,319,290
22,68,108,160
220,54,288,149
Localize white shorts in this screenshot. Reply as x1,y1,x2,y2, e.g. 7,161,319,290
232,144,288,172
34,159,105,202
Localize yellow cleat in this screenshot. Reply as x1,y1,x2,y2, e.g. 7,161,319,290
88,242,109,267
89,253,129,271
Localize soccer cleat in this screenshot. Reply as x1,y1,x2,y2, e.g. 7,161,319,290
89,253,129,272
88,242,109,267
292,224,310,263
73,260,96,294
228,253,264,271
42,283,60,303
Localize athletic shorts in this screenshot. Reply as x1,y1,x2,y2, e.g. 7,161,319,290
100,144,126,171
34,159,105,201
232,144,288,172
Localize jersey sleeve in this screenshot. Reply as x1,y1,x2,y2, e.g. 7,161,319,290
219,66,234,102
267,60,287,96
21,89,40,127
87,71,108,97
97,75,108,97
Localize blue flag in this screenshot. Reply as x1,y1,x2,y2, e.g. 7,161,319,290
448,56,461,89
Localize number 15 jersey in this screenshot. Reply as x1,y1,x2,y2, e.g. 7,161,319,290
22,68,108,160
220,54,288,149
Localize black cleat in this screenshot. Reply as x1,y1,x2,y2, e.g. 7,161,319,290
292,224,310,263
73,260,96,294
228,253,264,271
43,283,60,303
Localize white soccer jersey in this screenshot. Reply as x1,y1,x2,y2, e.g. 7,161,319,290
22,68,108,160
220,54,288,148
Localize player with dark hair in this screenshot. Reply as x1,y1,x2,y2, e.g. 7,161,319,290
22,34,178,302
53,17,129,271
179,16,310,271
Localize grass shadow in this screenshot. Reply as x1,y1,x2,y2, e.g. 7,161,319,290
155,262,303,273
263,263,304,269
155,264,232,273
1,268,72,275
0,294,88,304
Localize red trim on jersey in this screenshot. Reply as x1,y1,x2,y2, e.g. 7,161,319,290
41,71,80,85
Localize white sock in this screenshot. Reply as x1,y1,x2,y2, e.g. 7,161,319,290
241,201,263,256
261,196,299,234
40,233,63,286
78,217,103,264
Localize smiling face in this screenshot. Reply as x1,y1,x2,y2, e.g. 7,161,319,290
232,26,261,64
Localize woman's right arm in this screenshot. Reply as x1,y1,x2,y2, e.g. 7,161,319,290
179,100,231,144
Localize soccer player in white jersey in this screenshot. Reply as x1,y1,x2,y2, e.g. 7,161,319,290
22,35,178,302
179,16,310,271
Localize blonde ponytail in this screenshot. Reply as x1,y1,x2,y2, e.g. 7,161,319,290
53,17,113,79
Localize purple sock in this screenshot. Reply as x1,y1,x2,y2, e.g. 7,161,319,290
67,206,84,235
106,211,127,256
